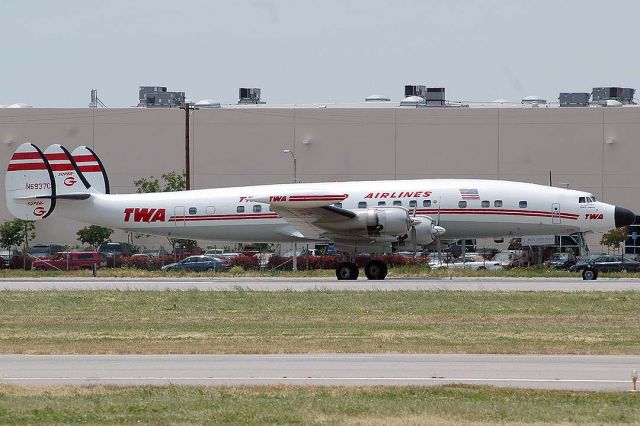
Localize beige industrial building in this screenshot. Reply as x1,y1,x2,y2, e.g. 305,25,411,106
1,103,639,252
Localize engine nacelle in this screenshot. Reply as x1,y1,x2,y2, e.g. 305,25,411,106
412,215,436,245
363,207,412,237
320,207,412,238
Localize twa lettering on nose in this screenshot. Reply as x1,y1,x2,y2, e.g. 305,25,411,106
585,213,604,220
124,208,166,222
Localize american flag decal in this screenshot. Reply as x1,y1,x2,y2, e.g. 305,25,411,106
459,188,480,200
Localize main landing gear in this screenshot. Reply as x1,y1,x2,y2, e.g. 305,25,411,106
335,259,388,280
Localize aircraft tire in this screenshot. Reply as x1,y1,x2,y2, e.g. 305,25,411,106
336,262,359,280
364,260,388,280
582,268,598,280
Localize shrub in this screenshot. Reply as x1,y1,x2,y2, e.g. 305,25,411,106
227,255,260,270
228,265,245,275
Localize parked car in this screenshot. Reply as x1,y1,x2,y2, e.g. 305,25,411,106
30,244,65,259
491,250,530,269
98,242,137,266
141,247,169,258
429,255,503,271
161,255,229,272
204,249,242,259
31,251,107,271
570,255,640,275
0,249,33,269
544,252,578,269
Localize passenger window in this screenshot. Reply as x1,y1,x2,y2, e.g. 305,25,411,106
378,201,386,206
393,200,402,206
188,207,197,215
253,205,262,213
579,197,586,203
519,201,527,208
334,202,343,208
409,200,417,208
237,206,245,213
481,200,490,208
494,200,503,207
423,200,431,207
358,201,367,208
206,206,215,214
458,201,467,208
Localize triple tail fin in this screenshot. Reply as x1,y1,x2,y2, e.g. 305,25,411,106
4,143,110,220
71,146,110,194
5,143,56,220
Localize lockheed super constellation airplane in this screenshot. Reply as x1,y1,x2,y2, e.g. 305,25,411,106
5,143,635,280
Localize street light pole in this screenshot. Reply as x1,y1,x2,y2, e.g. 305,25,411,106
283,149,298,270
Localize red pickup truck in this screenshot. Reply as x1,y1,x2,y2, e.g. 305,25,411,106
31,251,107,271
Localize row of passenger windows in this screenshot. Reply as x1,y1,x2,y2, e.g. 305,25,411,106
237,205,269,213
350,200,528,209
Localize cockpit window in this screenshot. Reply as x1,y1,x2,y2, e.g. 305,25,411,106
579,197,586,203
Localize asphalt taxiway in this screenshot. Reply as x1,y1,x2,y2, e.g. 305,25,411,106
0,277,639,291
1,354,637,391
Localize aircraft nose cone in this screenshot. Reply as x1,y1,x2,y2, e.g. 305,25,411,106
614,206,636,228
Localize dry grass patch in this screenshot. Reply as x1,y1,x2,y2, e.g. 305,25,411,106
0,291,639,354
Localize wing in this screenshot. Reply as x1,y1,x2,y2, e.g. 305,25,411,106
248,192,364,241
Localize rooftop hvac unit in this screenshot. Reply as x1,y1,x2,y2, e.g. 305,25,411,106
592,87,636,105
559,93,590,107
238,88,264,104
404,85,427,98
521,95,547,107
425,87,445,106
365,94,390,102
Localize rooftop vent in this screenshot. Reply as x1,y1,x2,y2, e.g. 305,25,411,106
425,87,445,106
521,95,547,107
365,94,390,102
238,88,264,104
195,99,221,108
400,96,425,106
559,92,590,107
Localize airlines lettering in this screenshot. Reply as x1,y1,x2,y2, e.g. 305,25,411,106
364,191,432,199
585,213,604,220
124,208,166,223
58,171,73,177
270,195,287,202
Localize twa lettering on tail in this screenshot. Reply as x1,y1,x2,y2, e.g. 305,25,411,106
124,208,166,223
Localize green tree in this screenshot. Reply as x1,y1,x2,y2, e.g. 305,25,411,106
77,225,113,249
0,219,36,250
133,171,194,250
134,171,185,193
600,227,627,253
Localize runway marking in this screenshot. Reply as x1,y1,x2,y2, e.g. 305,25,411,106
1,377,628,383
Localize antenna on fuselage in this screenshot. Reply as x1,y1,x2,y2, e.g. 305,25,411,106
548,170,552,187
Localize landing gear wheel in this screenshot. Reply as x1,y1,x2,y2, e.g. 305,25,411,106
364,260,388,280
582,268,598,280
336,262,359,280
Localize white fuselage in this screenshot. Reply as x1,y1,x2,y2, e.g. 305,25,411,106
54,179,616,244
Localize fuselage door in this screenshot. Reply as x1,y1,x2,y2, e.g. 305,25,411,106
551,203,561,224
174,206,185,226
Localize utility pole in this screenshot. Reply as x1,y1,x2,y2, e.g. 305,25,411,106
283,149,298,271
180,103,199,190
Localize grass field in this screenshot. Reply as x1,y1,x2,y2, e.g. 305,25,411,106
1,290,639,354
1,385,639,425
